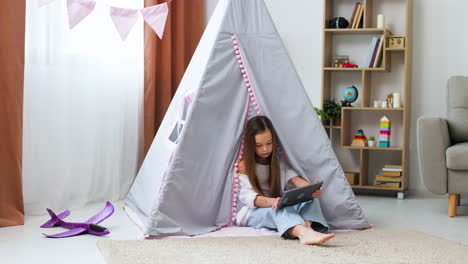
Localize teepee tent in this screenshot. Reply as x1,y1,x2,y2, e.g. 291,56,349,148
125,0,369,237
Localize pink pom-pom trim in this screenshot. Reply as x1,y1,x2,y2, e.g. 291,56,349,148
227,34,265,227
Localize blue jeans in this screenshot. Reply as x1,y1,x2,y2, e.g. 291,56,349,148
246,199,329,239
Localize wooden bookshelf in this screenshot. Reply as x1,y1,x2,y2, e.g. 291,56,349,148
321,0,413,199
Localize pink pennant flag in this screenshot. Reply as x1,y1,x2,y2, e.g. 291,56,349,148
140,3,169,39
38,0,56,7
110,7,139,41
67,0,96,29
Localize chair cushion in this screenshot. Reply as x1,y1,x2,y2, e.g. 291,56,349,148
447,76,468,142
446,142,468,170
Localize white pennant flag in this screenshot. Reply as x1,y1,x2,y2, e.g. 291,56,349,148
110,7,139,41
67,0,96,29
38,0,56,7
140,3,169,39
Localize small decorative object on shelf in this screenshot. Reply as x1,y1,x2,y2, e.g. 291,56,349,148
315,99,341,126
379,116,391,147
377,14,385,28
393,92,401,108
326,99,342,126
352,129,368,147
373,100,381,108
387,36,405,49
368,136,376,147
333,55,349,67
342,85,359,107
314,107,330,124
386,93,394,108
328,17,349,29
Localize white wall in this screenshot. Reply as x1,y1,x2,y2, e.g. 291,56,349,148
204,0,468,197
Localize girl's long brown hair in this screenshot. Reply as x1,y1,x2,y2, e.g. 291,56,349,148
243,116,280,198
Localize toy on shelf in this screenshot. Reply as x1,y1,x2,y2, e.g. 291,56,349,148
333,55,349,67
351,129,368,147
341,63,358,68
379,116,391,147
342,85,359,107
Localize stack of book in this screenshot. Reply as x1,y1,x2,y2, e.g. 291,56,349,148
374,165,402,188
348,3,364,29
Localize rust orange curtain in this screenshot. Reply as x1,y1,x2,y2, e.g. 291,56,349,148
0,0,25,227
144,0,204,154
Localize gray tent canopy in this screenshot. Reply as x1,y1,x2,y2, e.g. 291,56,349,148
124,0,369,237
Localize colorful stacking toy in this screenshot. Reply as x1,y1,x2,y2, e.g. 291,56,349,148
351,129,368,147
379,116,391,147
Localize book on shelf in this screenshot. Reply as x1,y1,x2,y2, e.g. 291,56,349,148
382,171,402,177
372,34,385,68
383,167,402,172
374,180,401,188
348,3,360,29
365,36,379,68
352,3,364,29
384,165,403,169
375,175,402,182
369,38,381,67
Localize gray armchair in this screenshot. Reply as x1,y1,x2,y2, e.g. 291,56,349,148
417,76,468,217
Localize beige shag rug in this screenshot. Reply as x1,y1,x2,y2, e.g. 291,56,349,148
97,229,468,264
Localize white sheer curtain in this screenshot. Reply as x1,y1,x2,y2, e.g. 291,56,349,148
23,0,144,214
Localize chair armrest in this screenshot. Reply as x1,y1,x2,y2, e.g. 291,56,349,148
417,117,450,194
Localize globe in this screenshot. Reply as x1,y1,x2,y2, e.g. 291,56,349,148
343,86,358,106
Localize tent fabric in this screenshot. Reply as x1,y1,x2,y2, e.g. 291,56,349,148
125,0,369,237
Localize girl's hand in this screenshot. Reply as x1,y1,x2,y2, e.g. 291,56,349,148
272,197,281,210
312,179,323,198
238,160,246,174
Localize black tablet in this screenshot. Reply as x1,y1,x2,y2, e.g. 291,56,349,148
277,181,323,210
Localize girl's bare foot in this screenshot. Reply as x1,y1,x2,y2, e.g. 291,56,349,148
288,225,335,245
299,229,335,245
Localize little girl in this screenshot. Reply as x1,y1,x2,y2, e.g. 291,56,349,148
236,116,335,245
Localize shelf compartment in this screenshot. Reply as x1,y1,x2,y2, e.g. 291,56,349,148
341,109,404,147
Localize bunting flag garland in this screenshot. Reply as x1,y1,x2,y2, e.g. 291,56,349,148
67,0,96,29
140,3,169,39
39,0,170,41
110,7,139,41
38,0,56,8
